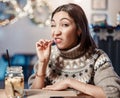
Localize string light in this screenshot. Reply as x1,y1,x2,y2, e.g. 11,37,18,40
0,0,51,27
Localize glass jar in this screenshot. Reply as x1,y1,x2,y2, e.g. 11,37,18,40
5,66,24,98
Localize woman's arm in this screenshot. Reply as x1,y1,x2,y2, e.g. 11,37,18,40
93,51,120,98
29,39,53,89
68,78,106,98
30,61,47,89
43,78,106,98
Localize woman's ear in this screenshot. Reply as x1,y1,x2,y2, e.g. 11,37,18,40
77,29,82,36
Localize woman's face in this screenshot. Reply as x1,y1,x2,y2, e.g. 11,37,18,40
51,11,81,50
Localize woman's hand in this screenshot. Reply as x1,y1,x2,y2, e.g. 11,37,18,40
36,39,53,64
43,79,70,91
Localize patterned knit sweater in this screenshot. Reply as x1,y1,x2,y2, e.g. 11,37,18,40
28,44,120,98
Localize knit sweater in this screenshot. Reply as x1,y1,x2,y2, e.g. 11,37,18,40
28,44,120,98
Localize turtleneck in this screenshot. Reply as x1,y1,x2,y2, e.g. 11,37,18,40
56,43,82,59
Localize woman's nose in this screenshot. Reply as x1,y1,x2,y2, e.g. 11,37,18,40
54,26,61,35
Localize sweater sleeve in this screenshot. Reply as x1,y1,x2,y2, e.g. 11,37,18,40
94,51,120,98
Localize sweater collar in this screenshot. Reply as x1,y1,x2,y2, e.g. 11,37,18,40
58,43,82,59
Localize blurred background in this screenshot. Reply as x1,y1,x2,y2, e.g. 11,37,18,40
0,0,120,89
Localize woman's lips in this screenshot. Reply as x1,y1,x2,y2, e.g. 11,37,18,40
54,38,62,44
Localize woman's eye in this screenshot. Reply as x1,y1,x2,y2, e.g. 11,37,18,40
51,24,56,27
62,24,69,27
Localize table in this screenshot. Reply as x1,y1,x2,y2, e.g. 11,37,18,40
0,89,94,98
0,89,77,98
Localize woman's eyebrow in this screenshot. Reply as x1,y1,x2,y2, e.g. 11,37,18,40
60,18,73,23
60,18,71,21
51,18,73,23
51,18,74,23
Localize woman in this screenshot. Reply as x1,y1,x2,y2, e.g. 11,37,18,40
28,3,120,98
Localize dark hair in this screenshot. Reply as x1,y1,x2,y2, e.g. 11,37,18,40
51,3,97,58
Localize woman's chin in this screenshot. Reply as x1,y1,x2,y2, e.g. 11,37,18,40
56,45,65,50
